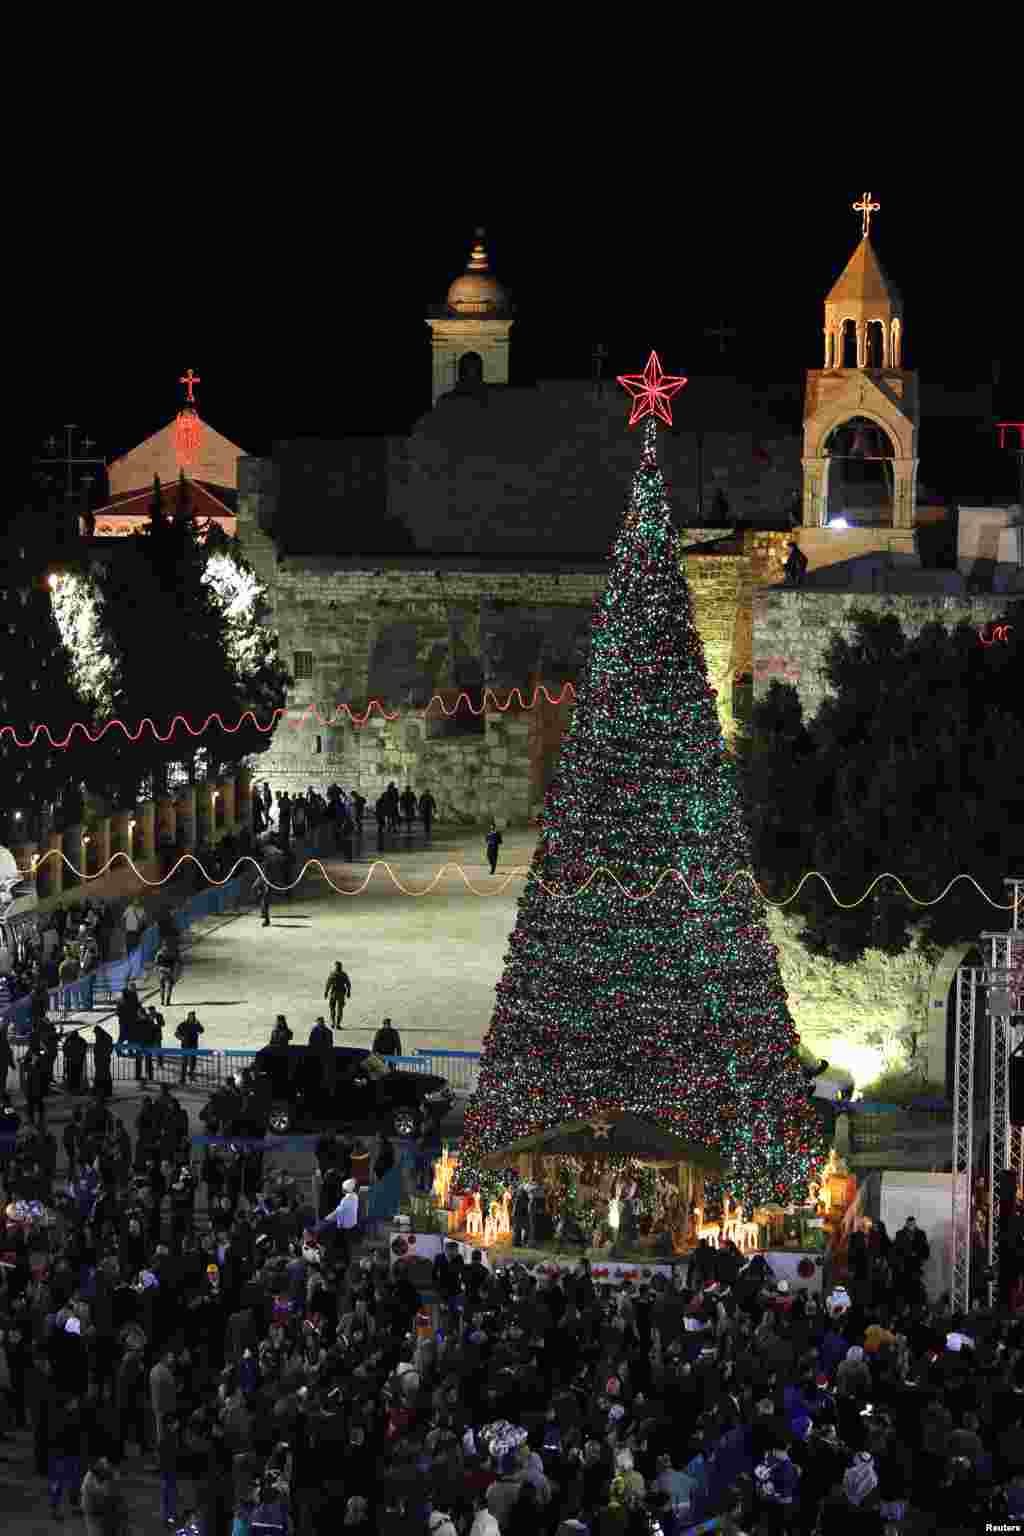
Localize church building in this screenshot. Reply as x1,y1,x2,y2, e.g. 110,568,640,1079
230,210,1017,827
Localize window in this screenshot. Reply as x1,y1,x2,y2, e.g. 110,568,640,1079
293,650,314,681
314,735,322,754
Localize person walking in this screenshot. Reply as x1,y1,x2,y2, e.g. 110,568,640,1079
158,1415,180,1526
375,795,388,844
156,942,179,1007
175,1011,203,1086
485,819,503,876
123,899,145,954
385,782,400,834
324,961,352,1031
149,1350,177,1448
418,789,437,841
58,947,80,1019
252,870,272,927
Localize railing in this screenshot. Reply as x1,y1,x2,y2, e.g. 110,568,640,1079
4,876,246,1037
415,1049,481,1093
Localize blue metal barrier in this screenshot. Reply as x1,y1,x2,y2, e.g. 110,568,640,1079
415,1049,481,1092
383,1055,431,1074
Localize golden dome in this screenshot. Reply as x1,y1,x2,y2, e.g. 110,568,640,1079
445,228,509,316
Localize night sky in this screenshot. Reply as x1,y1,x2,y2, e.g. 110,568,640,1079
16,169,1024,495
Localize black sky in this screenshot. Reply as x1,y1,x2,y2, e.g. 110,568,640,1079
15,137,1023,485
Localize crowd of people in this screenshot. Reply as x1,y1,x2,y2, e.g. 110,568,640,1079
252,783,439,855
4,1057,1024,1536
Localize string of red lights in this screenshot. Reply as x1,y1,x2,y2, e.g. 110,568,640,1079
0,683,579,750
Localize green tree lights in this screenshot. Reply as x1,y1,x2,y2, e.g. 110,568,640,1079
459,413,825,1209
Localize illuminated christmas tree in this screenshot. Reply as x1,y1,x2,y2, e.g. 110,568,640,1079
459,353,825,1209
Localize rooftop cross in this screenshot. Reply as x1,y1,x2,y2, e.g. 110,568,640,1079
853,191,881,238
180,368,201,404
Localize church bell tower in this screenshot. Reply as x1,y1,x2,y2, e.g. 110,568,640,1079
426,229,514,406
801,194,921,530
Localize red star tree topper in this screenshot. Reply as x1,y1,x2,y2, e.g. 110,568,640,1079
616,350,687,427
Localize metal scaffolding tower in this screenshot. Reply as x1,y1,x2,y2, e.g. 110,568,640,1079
952,879,1024,1313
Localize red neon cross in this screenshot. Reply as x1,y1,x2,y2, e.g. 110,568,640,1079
180,368,201,404
997,422,1024,451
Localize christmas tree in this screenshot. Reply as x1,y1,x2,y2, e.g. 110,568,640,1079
0,507,90,846
459,355,825,1209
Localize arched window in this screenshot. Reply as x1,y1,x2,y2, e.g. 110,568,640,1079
840,319,858,368
866,320,885,369
457,351,484,387
890,318,902,369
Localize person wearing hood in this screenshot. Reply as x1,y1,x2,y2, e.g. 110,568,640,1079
93,1025,114,1101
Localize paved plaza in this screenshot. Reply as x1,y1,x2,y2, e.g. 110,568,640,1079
74,826,538,1058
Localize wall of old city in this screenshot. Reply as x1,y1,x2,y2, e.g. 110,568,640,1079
752,589,1014,720
238,449,791,823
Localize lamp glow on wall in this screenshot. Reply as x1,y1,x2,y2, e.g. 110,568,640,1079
829,518,849,529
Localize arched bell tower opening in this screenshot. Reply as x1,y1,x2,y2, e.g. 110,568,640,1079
802,196,921,532
824,415,896,526
426,229,514,407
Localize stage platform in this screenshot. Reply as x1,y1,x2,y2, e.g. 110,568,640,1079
387,1229,827,1293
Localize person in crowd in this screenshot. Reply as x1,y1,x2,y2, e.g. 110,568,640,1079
156,940,180,1008
783,539,809,587
324,961,352,1031
486,819,503,876
399,785,417,831
419,787,437,840
375,795,388,843
270,1015,292,1047
63,1027,88,1095
175,1010,204,1084
93,1023,114,1100
891,1214,930,1306
372,1017,402,1057
122,898,146,953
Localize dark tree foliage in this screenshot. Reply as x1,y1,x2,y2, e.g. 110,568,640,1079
743,603,1024,964
83,475,290,806
0,508,91,843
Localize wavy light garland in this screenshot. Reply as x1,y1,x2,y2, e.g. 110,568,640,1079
0,684,579,749
17,848,1018,911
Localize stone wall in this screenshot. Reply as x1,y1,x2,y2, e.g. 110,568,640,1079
752,590,1015,722
237,519,783,823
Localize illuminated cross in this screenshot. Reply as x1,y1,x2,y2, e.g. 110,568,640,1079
853,191,881,238
180,368,201,404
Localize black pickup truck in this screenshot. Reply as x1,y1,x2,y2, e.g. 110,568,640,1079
211,1044,452,1138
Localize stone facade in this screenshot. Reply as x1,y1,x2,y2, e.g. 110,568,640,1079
752,589,1015,722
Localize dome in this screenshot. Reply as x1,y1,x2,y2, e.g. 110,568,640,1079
445,228,509,316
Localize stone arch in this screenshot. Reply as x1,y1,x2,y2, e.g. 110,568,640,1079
822,414,898,524
457,351,484,387
840,318,858,368
865,319,886,369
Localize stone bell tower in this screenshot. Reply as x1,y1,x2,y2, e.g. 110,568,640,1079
801,193,920,530
426,228,514,406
